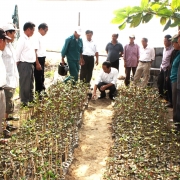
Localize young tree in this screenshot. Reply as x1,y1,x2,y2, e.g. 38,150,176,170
112,0,180,31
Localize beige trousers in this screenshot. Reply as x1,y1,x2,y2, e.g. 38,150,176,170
133,62,151,88
0,90,6,133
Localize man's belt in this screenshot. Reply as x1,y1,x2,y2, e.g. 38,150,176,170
140,61,151,63
83,55,94,57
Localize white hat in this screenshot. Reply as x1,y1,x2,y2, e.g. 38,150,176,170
75,26,82,35
2,23,19,32
129,34,135,38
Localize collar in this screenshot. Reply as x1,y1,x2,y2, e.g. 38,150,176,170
23,33,29,39
165,45,173,50
129,42,135,45
86,39,93,42
111,41,118,45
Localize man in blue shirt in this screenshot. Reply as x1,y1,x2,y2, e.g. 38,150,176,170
61,27,84,81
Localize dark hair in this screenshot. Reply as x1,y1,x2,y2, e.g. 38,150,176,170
103,61,111,68
86,30,93,34
23,22,35,31
164,35,172,41
142,38,148,42
6,30,15,34
112,33,119,38
38,23,48,30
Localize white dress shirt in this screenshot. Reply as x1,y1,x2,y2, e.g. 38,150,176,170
16,33,36,63
139,46,155,62
95,67,118,85
2,43,19,89
0,51,7,88
82,39,98,56
35,33,46,57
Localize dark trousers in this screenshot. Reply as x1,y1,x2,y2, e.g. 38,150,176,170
110,59,119,71
34,57,46,93
18,62,34,103
97,82,116,98
124,67,137,86
80,55,94,83
172,82,177,122
157,69,172,103
175,89,180,128
67,59,80,81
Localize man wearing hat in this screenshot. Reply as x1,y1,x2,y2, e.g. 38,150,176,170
2,23,19,127
61,26,84,82
172,33,180,130
123,35,140,86
0,28,12,139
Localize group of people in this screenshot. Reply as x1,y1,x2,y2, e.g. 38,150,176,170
1,22,180,141
0,22,48,140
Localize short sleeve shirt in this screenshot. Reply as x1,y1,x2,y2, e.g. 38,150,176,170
106,42,123,62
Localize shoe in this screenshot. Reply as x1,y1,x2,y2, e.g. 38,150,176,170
6,117,19,121
6,125,18,131
165,103,173,108
109,96,115,100
3,129,11,138
98,96,106,99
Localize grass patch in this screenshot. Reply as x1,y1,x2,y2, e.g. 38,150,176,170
45,70,54,78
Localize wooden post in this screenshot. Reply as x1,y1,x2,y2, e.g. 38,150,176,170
78,12,80,26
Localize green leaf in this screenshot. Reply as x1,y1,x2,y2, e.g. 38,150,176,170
31,147,37,153
157,8,173,17
160,17,167,25
171,0,180,10
150,3,161,11
163,19,171,31
118,22,126,30
142,14,153,23
130,6,143,14
130,13,142,28
111,15,127,24
141,0,149,9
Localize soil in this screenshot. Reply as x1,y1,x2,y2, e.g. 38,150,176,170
65,99,113,180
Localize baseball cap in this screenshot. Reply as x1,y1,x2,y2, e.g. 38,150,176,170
2,23,19,32
0,28,11,40
75,26,82,35
129,34,135,38
170,34,179,43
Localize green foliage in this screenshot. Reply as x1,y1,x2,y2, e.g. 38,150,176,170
112,0,180,31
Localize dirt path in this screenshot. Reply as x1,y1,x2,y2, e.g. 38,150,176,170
66,99,113,180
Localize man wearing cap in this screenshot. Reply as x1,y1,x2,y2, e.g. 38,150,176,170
133,38,155,88
123,35,140,86
80,30,98,85
61,27,84,82
0,28,12,139
34,23,48,96
157,35,173,107
2,23,19,126
173,33,180,130
106,33,123,71
16,22,36,107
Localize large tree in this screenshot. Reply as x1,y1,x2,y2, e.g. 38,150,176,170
112,0,180,31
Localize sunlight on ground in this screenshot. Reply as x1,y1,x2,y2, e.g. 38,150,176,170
75,164,89,176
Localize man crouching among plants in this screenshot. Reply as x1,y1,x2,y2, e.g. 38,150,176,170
92,61,118,100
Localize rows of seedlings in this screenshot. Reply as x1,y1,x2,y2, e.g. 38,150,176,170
104,86,180,180
0,81,88,180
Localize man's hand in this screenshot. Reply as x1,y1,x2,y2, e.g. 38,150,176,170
61,58,65,65
80,58,85,66
92,92,97,99
36,63,42,70
95,59,99,66
100,85,107,91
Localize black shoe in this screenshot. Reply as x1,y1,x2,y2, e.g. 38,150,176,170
6,117,19,121
3,129,11,138
98,95,106,99
109,96,115,100
165,103,173,108
6,125,18,131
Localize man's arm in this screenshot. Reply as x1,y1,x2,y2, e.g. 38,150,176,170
105,43,108,54
123,45,126,68
16,38,24,64
35,49,42,70
151,48,155,64
92,71,102,98
80,39,85,65
95,52,99,65
119,44,124,57
61,38,70,64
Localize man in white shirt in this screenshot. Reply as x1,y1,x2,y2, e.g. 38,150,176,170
0,28,12,139
92,61,118,100
2,23,19,125
16,22,36,107
133,38,155,88
34,23,48,96
80,30,98,85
